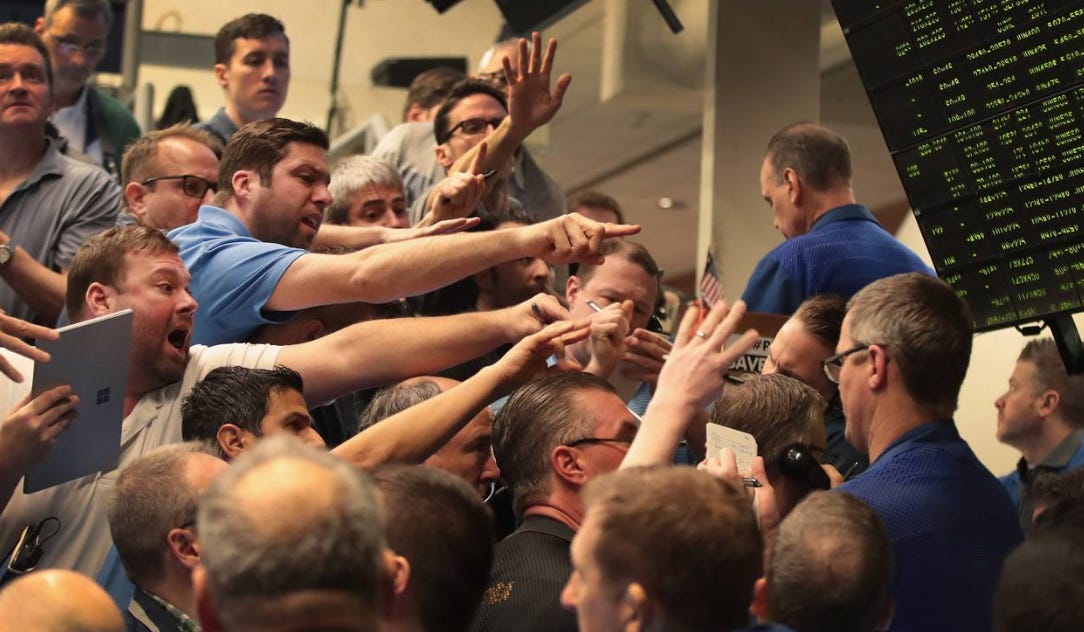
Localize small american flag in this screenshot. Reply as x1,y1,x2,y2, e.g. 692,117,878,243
700,250,724,309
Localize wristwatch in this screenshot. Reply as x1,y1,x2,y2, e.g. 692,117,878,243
0,244,14,268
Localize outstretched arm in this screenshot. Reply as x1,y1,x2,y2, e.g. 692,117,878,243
266,213,640,311
330,318,589,470
620,300,758,468
277,294,570,405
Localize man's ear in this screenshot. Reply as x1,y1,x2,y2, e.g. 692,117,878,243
213,63,229,89
33,16,45,35
85,282,117,318
125,182,148,217
167,527,201,570
551,445,587,487
867,345,890,392
381,549,410,619
434,143,454,170
193,565,225,632
620,582,651,632
750,577,770,622
783,168,801,204
566,275,581,307
404,103,427,123
230,170,254,202
1037,389,1061,419
216,424,251,460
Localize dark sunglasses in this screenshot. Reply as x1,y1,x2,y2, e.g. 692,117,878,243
142,175,217,199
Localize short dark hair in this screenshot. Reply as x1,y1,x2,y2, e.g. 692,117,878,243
1032,468,1084,532
584,467,761,632
433,79,508,144
1018,338,1084,427
213,13,287,65
181,365,305,458
66,226,179,321
0,23,52,87
569,191,625,225
357,380,441,432
372,465,494,632
108,443,215,587
493,373,616,513
766,122,852,191
214,117,328,205
995,528,1084,632
403,66,465,121
121,123,223,186
767,491,893,632
792,294,847,350
847,273,973,418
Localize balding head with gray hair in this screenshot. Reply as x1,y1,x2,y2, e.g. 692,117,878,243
194,436,386,632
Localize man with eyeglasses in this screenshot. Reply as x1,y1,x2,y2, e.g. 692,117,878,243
107,443,227,632
0,22,121,326
373,35,566,222
470,372,637,632
118,123,221,231
824,272,1021,632
34,0,140,178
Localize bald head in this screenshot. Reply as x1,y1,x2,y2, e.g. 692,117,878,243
0,569,123,632
195,436,386,632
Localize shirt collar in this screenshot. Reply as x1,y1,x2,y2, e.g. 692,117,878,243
145,589,201,632
208,107,239,140
809,204,878,232
877,418,960,462
11,137,66,195
195,204,254,237
1020,429,1084,474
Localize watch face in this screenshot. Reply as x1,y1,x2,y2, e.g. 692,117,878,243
0,245,12,266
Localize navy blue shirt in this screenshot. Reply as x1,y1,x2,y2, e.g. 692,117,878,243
838,419,1022,632
741,205,934,315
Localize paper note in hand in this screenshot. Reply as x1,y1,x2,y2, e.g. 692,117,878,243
705,424,758,473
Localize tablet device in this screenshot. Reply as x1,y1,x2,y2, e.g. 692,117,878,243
23,309,132,493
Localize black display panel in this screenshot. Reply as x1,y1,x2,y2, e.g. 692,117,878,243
834,0,1084,332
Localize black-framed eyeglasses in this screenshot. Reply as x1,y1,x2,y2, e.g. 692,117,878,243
565,436,633,449
48,33,106,58
821,344,871,384
443,116,505,142
142,175,217,199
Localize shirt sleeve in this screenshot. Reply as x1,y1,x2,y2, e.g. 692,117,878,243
740,256,804,315
186,239,306,345
55,168,122,270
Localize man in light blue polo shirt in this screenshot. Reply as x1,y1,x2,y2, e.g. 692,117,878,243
170,117,638,346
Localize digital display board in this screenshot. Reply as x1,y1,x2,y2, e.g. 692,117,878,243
833,0,1084,332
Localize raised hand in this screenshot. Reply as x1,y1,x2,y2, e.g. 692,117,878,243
619,328,674,386
427,142,489,223
503,32,573,135
490,318,590,396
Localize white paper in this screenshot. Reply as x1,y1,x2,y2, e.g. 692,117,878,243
705,423,758,473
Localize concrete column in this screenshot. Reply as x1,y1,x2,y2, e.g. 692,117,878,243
698,1,821,298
